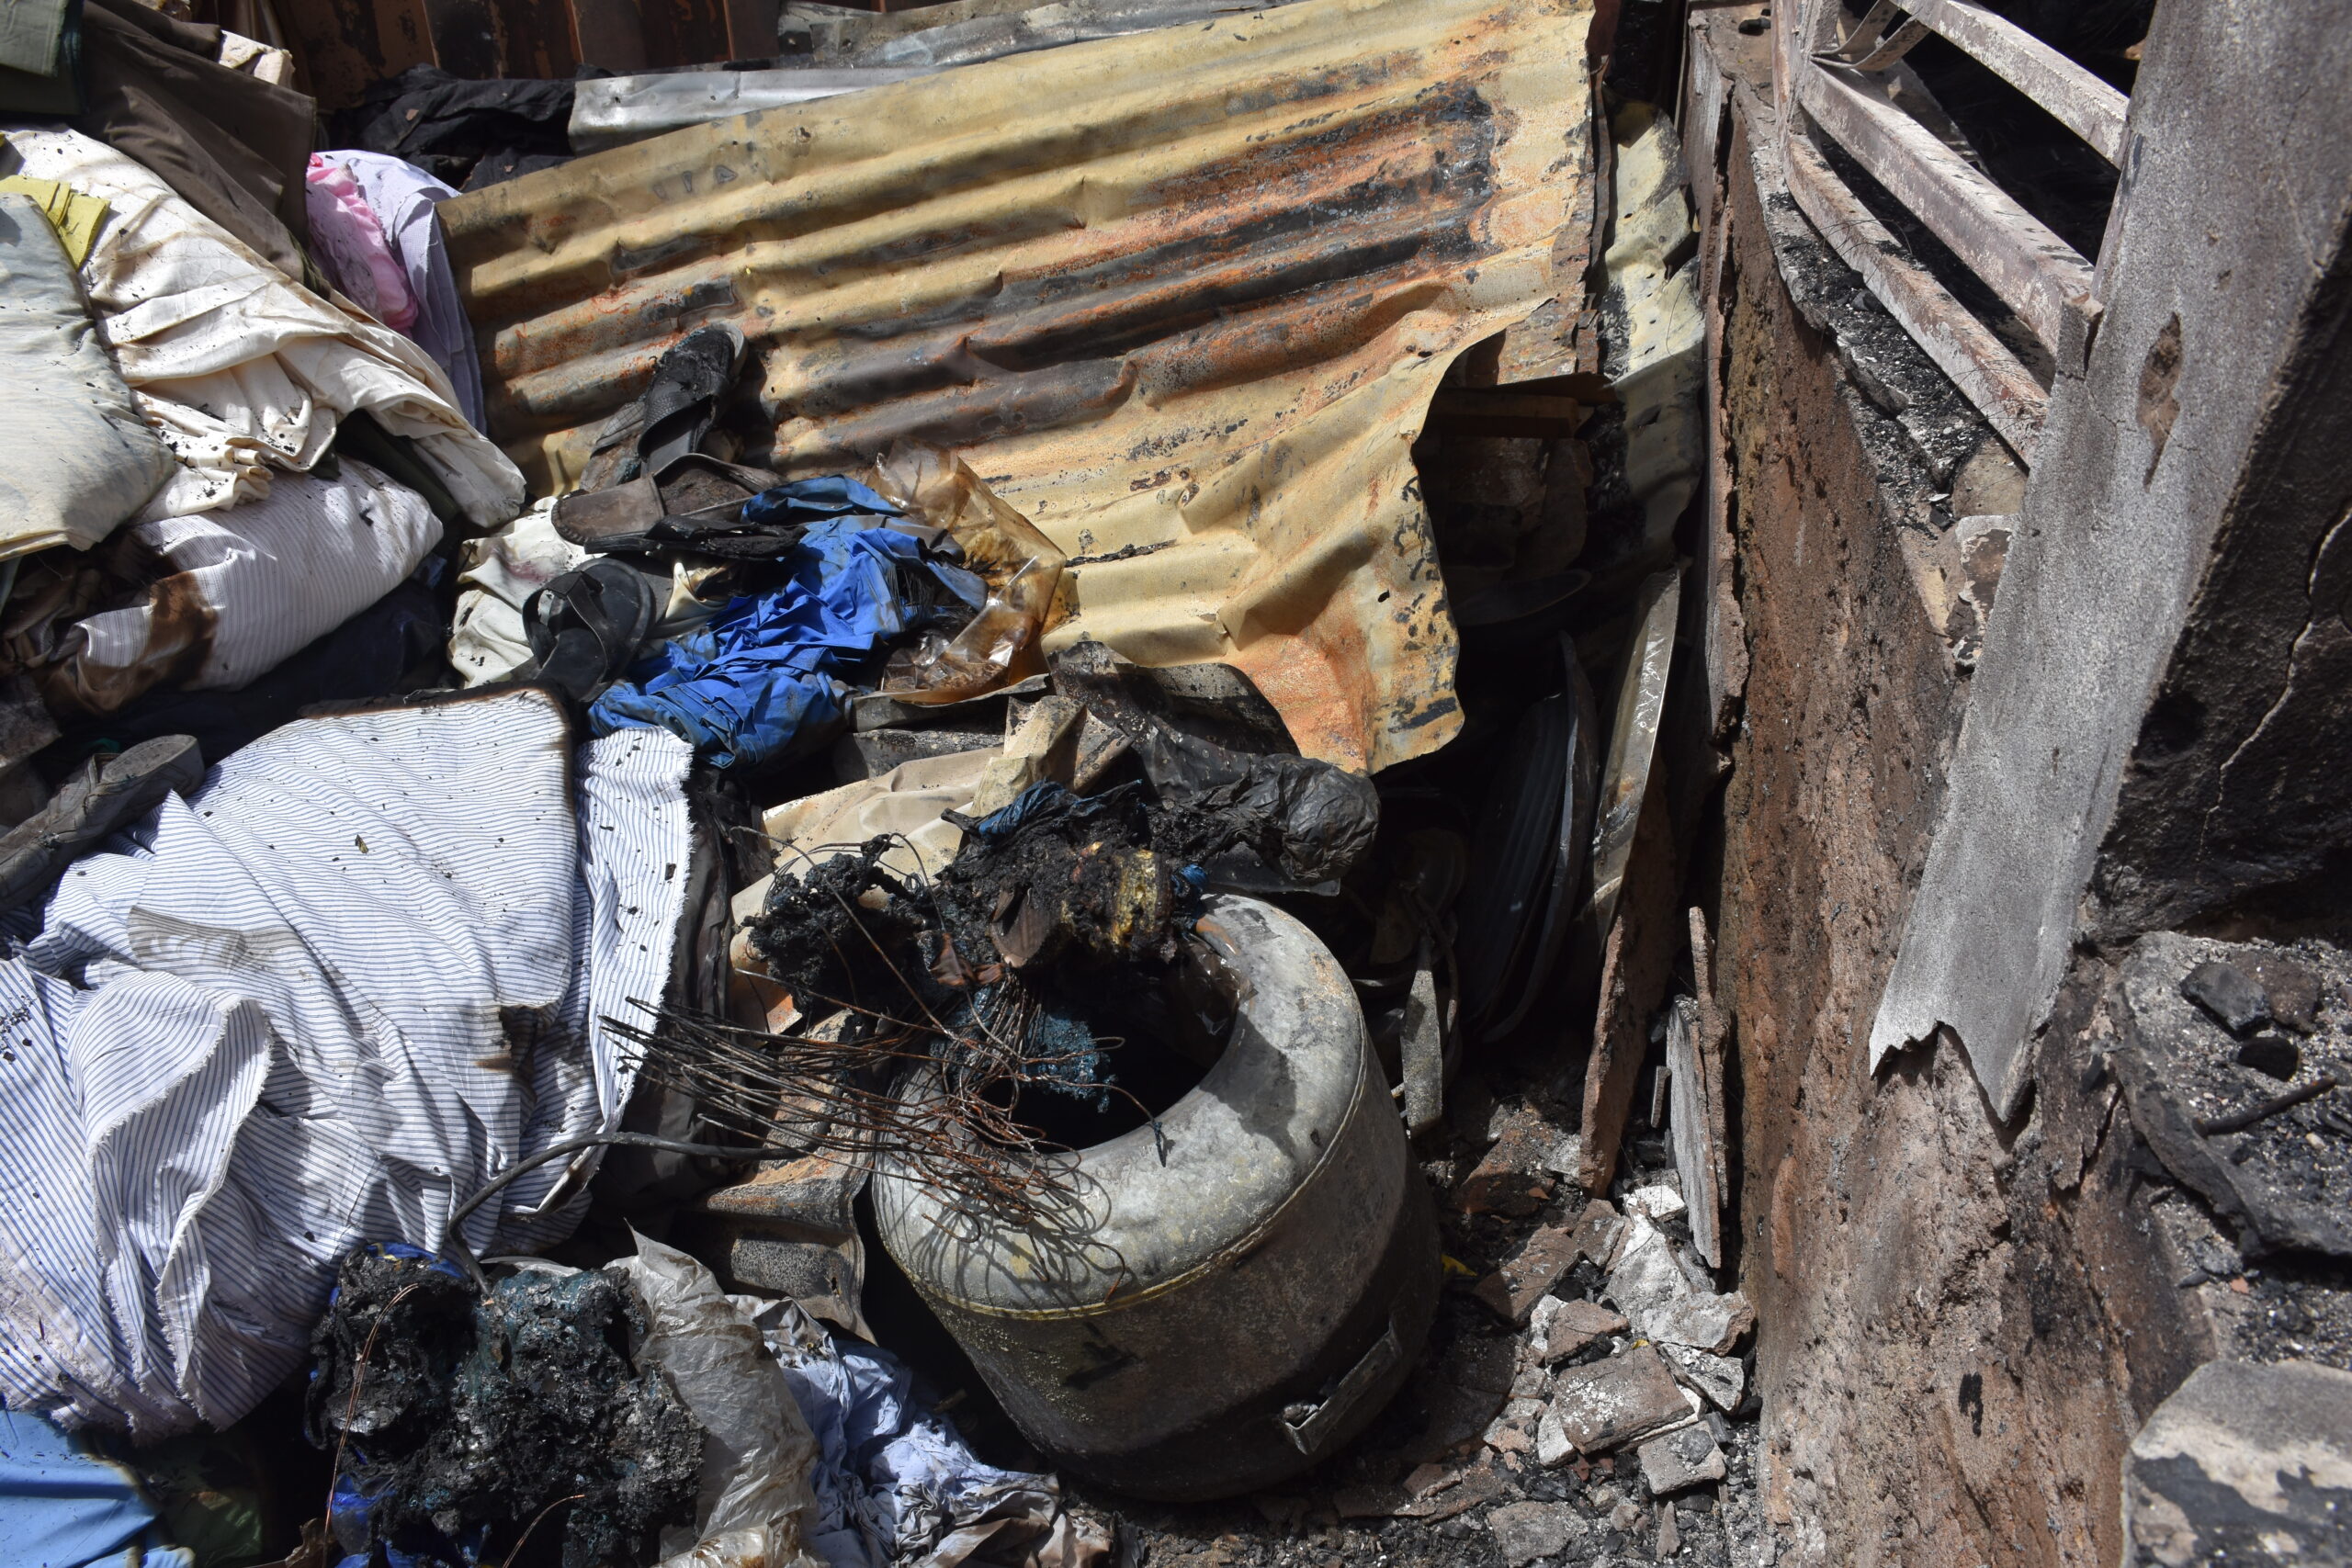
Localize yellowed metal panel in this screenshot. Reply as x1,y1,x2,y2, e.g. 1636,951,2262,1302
442,0,1594,771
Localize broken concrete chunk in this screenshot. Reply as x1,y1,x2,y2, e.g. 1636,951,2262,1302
1604,1214,1705,1335
1657,1504,1681,1557
1570,1198,1627,1270
2181,960,2269,1036
1453,1102,1568,1216
1546,1346,1694,1457
1646,1290,1755,1355
1485,1500,1585,1567
1541,1131,1586,1179
1485,1396,1545,1456
1624,1181,1687,1223
1419,1457,1511,1522
2123,1359,2352,1566
1659,1342,1746,1411
1476,1224,1582,1324
1531,1295,1630,1364
1535,1401,1574,1468
1638,1424,1729,1495
1335,1461,1458,1519
2245,953,2321,1035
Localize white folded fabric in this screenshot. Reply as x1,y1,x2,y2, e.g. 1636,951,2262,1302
1,126,525,528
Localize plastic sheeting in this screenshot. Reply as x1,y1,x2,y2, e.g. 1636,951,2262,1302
0,1410,193,1568
754,1297,1098,1568
620,1237,827,1568
0,692,691,1437
2,127,524,527
0,191,176,560
440,0,1598,772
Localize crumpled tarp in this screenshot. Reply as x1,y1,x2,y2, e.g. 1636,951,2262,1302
440,0,1598,772
621,1237,828,1568
0,1410,193,1568
41,458,443,716
0,690,692,1437
0,190,176,559
590,515,981,769
0,127,525,528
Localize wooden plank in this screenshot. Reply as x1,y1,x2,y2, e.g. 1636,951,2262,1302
571,0,650,69
1781,126,2046,457
1680,9,1736,235
1679,908,1731,1269
1796,61,2095,355
1577,769,1679,1196
1849,17,1926,72
1894,0,2128,164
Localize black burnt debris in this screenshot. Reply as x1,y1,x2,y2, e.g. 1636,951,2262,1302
306,1247,705,1568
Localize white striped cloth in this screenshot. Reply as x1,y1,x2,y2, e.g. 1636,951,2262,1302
0,690,691,1437
49,459,443,713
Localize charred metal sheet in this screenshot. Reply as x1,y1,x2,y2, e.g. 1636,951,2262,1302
571,66,945,150
442,0,1596,771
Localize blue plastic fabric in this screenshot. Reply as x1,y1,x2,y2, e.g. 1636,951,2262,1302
739,476,898,531
588,519,937,768
0,1410,193,1568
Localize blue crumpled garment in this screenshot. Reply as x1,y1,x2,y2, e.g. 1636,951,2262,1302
0,1411,194,1568
741,475,899,531
588,516,980,769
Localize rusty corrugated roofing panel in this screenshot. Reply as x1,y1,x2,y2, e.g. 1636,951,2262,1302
441,0,1596,771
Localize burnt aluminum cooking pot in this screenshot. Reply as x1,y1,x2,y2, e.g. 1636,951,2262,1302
874,895,1440,1499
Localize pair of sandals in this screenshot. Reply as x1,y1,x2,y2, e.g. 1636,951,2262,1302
526,322,752,704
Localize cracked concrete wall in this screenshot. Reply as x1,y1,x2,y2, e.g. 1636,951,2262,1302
2092,251,2352,939
1864,0,2352,1118
1694,34,2220,1562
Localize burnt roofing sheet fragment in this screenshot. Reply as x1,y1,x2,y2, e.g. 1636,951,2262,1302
442,0,1597,771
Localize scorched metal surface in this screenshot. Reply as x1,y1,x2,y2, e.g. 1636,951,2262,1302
440,0,1596,770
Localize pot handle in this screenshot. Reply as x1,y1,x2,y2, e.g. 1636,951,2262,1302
1277,1317,1402,1454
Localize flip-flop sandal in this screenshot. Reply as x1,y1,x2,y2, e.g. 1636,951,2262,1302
522,558,661,705
636,323,748,475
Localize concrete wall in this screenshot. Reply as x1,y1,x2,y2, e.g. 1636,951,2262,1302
1688,14,2222,1562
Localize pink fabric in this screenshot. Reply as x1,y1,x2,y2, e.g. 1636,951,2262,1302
302,153,417,331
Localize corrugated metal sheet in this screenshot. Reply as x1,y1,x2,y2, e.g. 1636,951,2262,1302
440,0,1597,771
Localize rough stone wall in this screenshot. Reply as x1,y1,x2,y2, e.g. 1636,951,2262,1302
1706,108,2202,1568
